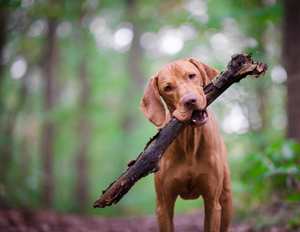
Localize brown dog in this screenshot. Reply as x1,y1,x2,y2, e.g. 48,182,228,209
140,58,233,232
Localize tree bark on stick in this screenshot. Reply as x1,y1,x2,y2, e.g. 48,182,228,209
93,51,268,209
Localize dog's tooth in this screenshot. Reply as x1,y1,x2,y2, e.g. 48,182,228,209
192,119,196,123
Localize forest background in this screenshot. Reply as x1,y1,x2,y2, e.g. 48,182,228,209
0,0,300,229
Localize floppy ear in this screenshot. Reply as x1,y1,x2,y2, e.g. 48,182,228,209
189,58,219,87
140,75,166,127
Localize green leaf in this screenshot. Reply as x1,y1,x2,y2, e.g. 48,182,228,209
285,194,300,202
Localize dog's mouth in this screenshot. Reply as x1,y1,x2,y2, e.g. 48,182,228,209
190,109,209,127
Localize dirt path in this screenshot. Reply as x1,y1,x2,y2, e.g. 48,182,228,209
0,209,291,232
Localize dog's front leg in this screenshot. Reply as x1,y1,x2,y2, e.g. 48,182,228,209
155,174,178,232
203,199,222,232
156,196,176,232
202,176,223,232
219,164,233,231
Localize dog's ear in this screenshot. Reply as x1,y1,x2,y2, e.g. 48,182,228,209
189,58,219,87
140,74,166,127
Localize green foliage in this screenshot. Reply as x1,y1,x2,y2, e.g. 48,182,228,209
237,140,300,203
232,140,300,228
289,217,300,230
0,0,20,9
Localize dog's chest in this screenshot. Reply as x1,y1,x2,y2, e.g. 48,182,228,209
158,123,223,196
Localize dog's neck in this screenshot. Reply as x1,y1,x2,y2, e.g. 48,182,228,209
160,109,213,159
175,124,210,157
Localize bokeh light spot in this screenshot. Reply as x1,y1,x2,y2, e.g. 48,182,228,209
56,21,72,37
222,105,249,134
210,33,229,51
28,19,47,37
271,109,287,130
21,0,35,8
60,86,77,105
9,56,27,80
114,28,133,47
271,65,287,84
112,26,134,53
159,36,184,55
140,32,158,50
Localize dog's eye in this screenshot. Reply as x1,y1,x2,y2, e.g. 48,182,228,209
164,86,172,92
189,74,196,80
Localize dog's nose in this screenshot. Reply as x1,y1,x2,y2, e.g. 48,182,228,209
182,94,197,108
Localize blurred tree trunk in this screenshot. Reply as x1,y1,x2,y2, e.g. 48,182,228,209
0,8,6,77
41,19,57,209
75,61,90,212
0,7,31,203
0,7,8,133
283,0,300,143
0,7,13,205
122,0,144,132
0,7,16,204
0,7,9,188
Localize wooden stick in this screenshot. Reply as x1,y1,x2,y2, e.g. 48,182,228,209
93,51,268,209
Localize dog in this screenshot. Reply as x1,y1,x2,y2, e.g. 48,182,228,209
140,58,233,232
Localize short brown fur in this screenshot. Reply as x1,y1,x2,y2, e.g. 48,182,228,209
140,58,233,232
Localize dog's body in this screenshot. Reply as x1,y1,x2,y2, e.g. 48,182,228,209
140,58,233,232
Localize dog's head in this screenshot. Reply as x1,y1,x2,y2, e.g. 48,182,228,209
140,58,219,127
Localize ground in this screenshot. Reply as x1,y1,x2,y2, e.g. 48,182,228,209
0,209,295,232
